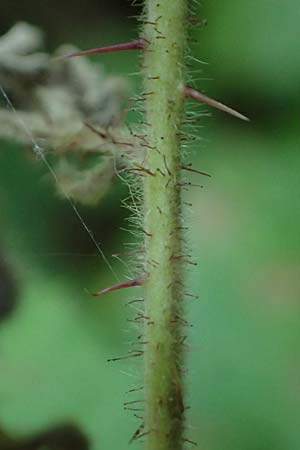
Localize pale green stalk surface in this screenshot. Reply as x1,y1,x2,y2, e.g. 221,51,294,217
142,1,188,449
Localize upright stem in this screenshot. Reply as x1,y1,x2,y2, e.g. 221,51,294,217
142,1,188,449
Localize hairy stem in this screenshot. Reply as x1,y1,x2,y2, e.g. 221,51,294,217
142,1,188,449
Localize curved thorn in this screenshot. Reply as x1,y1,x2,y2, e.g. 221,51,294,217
184,86,250,122
62,39,145,59
180,164,211,177
92,275,146,298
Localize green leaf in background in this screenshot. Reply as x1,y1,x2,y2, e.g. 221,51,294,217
195,0,300,100
188,124,300,450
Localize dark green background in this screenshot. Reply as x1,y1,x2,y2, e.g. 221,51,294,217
0,1,299,449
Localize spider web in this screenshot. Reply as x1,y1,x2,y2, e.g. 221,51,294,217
0,83,119,282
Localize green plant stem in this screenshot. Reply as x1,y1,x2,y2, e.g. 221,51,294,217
142,1,188,449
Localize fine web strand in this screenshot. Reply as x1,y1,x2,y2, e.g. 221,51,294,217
0,84,119,282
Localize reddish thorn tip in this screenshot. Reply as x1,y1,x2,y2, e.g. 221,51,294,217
62,39,145,60
92,275,146,298
183,86,250,122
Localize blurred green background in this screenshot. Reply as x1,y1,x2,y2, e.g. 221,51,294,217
0,1,300,449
